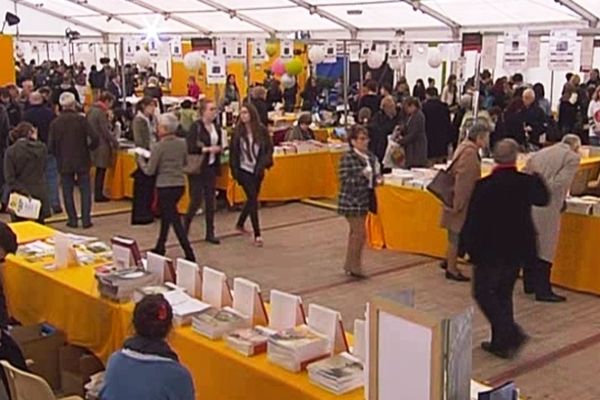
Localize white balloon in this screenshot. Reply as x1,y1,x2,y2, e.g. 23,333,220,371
281,73,296,89
367,51,384,69
308,46,326,64
427,47,443,68
133,49,152,68
183,51,204,72
388,58,404,71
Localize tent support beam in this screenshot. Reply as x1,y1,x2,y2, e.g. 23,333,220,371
554,0,599,28
13,0,106,34
287,0,359,39
399,0,461,38
126,0,213,35
64,0,144,30
193,0,277,36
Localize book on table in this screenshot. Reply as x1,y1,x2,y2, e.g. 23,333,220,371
161,289,211,327
96,269,159,302
225,326,277,356
191,307,249,339
307,352,364,395
111,236,142,269
477,381,518,400
267,324,330,372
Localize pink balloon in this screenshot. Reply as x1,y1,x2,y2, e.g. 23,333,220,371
271,58,285,76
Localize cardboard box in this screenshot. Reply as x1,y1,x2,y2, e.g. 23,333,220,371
10,323,66,390
59,345,104,397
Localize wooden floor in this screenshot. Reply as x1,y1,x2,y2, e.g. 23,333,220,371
42,201,600,400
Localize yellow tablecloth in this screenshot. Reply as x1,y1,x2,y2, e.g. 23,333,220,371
3,222,362,400
367,184,600,295
106,150,342,208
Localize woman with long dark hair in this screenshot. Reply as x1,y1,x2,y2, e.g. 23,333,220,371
229,102,274,247
224,74,240,105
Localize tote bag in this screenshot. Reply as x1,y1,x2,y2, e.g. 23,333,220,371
426,150,463,207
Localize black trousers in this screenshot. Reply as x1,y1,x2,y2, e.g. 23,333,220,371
94,167,107,200
184,166,217,238
523,258,554,296
131,169,155,225
155,186,195,262
236,170,264,237
473,262,522,350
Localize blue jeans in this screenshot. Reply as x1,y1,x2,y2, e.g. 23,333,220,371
46,156,61,209
61,172,92,226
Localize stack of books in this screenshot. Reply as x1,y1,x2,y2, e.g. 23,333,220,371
191,307,249,339
267,325,330,372
95,269,158,302
225,326,276,356
162,290,211,327
307,352,364,395
133,284,176,303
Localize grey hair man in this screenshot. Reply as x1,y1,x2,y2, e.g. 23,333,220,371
48,92,99,229
461,138,549,359
523,134,582,302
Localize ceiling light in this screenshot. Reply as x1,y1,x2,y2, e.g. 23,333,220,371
347,9,362,15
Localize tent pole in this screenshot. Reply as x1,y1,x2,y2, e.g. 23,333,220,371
343,40,349,129
550,70,555,111
472,52,482,124
246,38,251,99
119,37,127,111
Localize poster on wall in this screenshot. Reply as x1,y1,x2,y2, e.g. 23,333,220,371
580,36,594,73
324,40,337,63
251,39,266,63
527,36,540,68
388,42,400,60
400,43,413,62
206,54,227,84
480,35,497,70
170,36,182,60
548,29,577,71
280,40,294,60
147,38,159,57
502,31,528,71
124,38,137,62
216,39,229,57
229,39,246,61
348,44,360,62
359,41,373,62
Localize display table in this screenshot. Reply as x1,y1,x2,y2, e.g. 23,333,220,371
106,150,343,208
2,222,362,400
367,156,600,295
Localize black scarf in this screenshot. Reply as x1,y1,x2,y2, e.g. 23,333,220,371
123,336,179,362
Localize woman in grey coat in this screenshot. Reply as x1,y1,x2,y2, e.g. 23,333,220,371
399,97,428,168
523,135,581,302
87,91,117,203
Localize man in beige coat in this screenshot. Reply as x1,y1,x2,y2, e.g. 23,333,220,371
524,134,581,302
440,122,490,281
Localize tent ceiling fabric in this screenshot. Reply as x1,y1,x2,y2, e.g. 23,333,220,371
2,0,600,37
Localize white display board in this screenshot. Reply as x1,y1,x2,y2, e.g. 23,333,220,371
548,29,577,71
503,31,528,71
378,311,432,400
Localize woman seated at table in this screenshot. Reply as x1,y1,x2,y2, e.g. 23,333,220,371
100,294,194,400
4,122,50,223
285,112,314,141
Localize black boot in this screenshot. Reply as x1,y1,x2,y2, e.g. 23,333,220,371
535,261,566,302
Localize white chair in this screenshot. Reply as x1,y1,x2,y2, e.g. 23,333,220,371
0,360,83,400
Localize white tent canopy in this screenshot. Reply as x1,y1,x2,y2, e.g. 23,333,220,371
1,0,599,39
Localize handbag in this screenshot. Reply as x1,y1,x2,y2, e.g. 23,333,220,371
426,151,462,208
183,125,206,175
183,152,205,175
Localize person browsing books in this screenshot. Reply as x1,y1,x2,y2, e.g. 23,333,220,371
4,122,50,223
229,102,274,246
101,294,194,400
138,113,196,262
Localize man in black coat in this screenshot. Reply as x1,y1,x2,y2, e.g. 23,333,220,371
461,138,549,359
48,92,99,229
422,87,452,161
520,88,546,148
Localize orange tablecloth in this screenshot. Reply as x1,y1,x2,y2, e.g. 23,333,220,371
368,184,600,295
106,150,342,208
3,222,362,400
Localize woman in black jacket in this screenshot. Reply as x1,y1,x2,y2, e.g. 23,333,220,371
184,99,222,244
230,102,274,247
250,86,269,127
369,96,400,166
558,83,580,139
301,77,318,111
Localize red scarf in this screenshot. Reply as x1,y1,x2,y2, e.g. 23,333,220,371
94,101,109,112
492,164,517,173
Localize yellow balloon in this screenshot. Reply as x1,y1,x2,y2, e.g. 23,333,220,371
285,57,304,76
266,42,278,58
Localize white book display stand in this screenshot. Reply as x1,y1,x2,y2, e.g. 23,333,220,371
232,278,268,326
269,289,306,331
202,266,232,308
175,259,202,298
307,303,349,355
